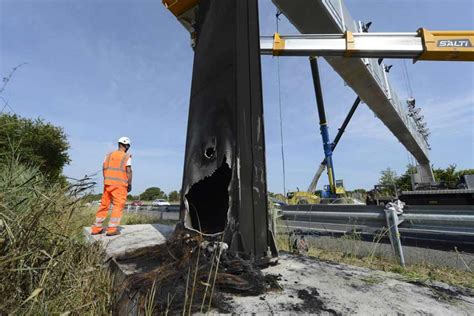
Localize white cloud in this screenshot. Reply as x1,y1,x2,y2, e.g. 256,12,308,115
422,95,474,136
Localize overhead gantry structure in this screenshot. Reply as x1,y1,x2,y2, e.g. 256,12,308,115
271,0,473,187
162,0,473,260
164,0,473,191
262,30,474,192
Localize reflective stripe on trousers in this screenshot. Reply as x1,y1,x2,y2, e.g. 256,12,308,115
93,217,105,227
108,217,121,227
93,185,127,230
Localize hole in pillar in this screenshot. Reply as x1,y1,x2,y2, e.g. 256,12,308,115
185,158,231,234
204,147,216,159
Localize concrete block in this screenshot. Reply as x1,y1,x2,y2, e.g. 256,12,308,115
83,224,175,260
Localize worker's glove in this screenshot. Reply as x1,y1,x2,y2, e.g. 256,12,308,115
127,184,132,193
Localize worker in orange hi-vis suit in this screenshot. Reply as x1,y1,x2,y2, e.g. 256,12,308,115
91,137,133,236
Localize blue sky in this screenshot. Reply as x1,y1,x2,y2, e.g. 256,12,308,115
1,0,473,195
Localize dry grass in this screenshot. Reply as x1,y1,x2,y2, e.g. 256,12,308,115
114,231,276,314
0,157,116,314
80,205,175,228
0,153,181,314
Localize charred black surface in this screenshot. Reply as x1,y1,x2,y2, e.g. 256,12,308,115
408,280,473,302
296,288,340,315
185,159,231,234
179,0,277,261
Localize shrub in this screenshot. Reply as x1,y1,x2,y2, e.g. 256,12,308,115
0,114,70,181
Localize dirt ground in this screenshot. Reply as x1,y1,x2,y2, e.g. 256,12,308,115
223,253,474,315
88,225,473,314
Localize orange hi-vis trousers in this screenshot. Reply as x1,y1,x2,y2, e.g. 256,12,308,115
92,185,127,234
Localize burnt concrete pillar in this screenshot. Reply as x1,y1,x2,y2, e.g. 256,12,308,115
179,0,277,262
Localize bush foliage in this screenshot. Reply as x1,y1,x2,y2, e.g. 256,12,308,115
0,114,70,181
380,164,474,191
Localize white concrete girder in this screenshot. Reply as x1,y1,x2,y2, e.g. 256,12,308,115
272,0,434,182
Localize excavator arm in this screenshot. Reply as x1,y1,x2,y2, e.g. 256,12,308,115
308,163,326,193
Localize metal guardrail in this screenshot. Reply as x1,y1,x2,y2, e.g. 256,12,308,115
279,204,474,237
277,204,474,265
126,204,180,212
125,204,180,221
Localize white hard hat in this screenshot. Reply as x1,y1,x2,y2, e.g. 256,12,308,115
118,137,131,145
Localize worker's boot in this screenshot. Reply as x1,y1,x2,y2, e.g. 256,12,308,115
106,227,120,236
91,226,104,235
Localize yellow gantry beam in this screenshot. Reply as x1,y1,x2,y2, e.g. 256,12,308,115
417,29,474,61
265,30,474,62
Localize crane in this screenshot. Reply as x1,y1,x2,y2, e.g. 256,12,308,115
163,0,473,201
307,97,360,193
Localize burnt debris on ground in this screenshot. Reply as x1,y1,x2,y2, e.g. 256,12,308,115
296,288,341,315
407,280,474,303
114,229,281,314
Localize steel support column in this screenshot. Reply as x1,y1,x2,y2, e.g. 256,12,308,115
179,0,277,262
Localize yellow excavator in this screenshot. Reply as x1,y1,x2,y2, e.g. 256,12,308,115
285,179,346,205
286,190,320,205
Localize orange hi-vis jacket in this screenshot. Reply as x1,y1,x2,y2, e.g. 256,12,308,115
103,150,131,187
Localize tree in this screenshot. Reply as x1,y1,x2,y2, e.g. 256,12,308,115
433,164,458,188
433,164,474,188
378,168,397,185
0,114,70,181
168,190,180,202
458,169,474,177
140,187,167,201
127,194,139,201
388,164,474,191
395,164,417,191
